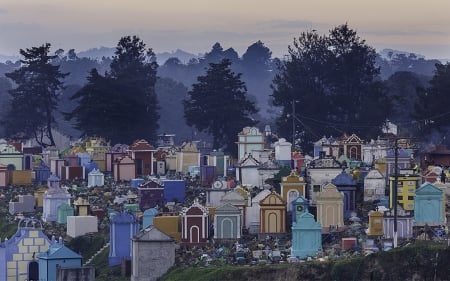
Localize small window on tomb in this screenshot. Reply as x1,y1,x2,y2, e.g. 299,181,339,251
313,185,321,192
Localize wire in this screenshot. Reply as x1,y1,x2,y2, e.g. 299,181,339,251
291,110,450,131
293,115,321,139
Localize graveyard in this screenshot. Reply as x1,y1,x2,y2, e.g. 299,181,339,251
0,130,449,280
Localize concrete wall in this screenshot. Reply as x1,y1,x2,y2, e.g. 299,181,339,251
56,266,95,281
131,241,175,281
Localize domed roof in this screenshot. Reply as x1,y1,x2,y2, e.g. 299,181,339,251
110,210,137,223
332,170,356,186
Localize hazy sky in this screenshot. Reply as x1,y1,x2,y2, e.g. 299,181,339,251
0,0,449,59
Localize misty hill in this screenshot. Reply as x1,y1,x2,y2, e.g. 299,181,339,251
77,47,198,65
0,54,19,63
378,48,425,60
156,49,199,65
77,47,115,60
375,49,442,79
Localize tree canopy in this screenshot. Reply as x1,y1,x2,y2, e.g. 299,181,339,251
3,43,68,147
241,40,272,75
156,77,192,142
66,35,159,144
184,59,258,156
413,63,450,145
385,71,428,129
272,24,391,153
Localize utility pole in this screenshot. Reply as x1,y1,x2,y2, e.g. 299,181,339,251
393,138,399,248
292,100,295,151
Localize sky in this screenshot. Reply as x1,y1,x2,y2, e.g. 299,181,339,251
0,0,449,60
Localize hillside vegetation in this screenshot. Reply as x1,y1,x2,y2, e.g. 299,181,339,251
159,241,450,281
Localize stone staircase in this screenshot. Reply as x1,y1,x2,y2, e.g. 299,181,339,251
84,242,110,266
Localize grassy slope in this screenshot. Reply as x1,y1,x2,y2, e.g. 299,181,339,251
159,242,450,281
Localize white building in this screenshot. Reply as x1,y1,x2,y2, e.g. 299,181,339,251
66,216,98,238
363,169,386,202
307,156,342,205
245,189,271,233
361,138,390,166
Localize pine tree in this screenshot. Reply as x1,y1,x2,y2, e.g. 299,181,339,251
4,43,68,147
67,36,159,144
184,59,257,156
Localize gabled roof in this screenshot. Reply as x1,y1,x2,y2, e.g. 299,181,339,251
291,195,308,205
180,141,198,152
341,133,363,144
139,179,163,189
259,191,285,206
129,139,155,151
239,154,260,166
415,182,443,196
282,170,305,183
364,169,385,179
293,212,322,229
39,243,81,260
423,170,440,177
221,190,246,204
238,126,262,136
117,155,134,164
180,199,209,216
317,183,344,200
251,189,271,203
215,202,241,213
133,225,174,242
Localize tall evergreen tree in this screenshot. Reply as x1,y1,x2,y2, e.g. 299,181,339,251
67,35,159,144
413,63,450,145
4,43,68,147
184,59,257,156
109,35,159,143
272,24,390,154
240,40,276,118
385,71,428,126
241,40,272,76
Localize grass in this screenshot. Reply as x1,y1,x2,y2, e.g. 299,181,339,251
88,245,129,281
160,241,450,281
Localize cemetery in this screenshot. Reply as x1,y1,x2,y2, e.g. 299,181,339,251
0,129,449,281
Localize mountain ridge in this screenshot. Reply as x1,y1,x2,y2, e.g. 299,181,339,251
0,48,448,64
